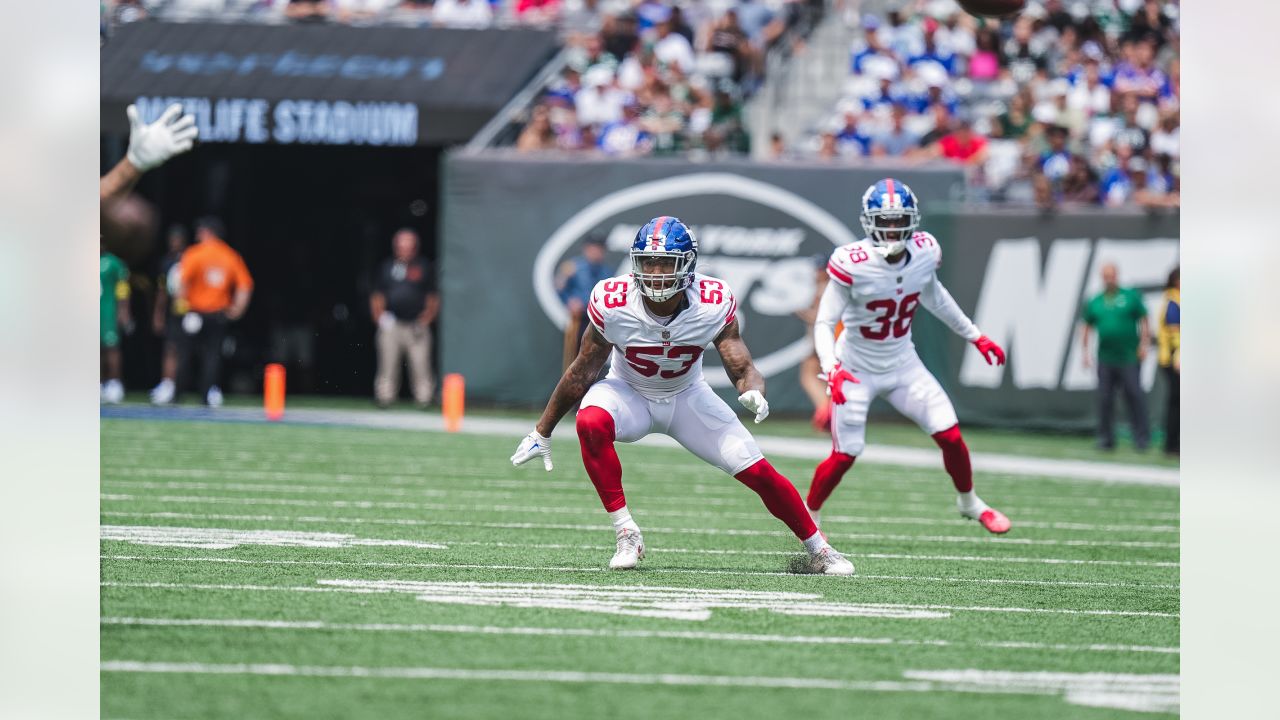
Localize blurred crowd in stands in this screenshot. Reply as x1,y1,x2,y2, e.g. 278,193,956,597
102,0,1179,209
800,0,1179,208
516,0,821,158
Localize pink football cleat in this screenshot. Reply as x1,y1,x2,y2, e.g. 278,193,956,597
978,508,1011,534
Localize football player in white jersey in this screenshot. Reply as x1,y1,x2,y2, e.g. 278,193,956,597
512,216,854,575
808,179,1012,534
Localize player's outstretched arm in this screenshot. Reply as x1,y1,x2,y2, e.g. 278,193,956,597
813,280,848,375
715,320,770,423
921,275,1005,366
536,324,612,436
101,104,199,204
99,157,143,204
920,275,982,341
512,325,613,471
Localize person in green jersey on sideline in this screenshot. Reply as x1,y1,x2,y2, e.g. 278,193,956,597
100,239,132,404
1080,262,1151,451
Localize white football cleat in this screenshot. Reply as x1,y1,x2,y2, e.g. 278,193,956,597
608,527,645,570
808,546,854,576
205,385,224,408
101,380,124,405
150,378,175,405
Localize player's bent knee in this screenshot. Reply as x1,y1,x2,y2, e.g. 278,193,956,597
828,451,857,469
734,458,785,486
575,406,616,448
837,439,866,457
931,424,963,447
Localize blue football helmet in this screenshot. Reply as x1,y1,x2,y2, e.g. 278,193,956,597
631,216,697,302
860,178,919,257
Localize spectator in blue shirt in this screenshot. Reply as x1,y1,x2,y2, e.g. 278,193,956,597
835,111,873,156
908,32,956,75
1039,125,1073,181
872,104,918,157
1100,156,1144,207
851,17,893,74
557,233,614,331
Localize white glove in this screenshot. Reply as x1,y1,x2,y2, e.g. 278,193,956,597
510,430,553,471
817,361,835,382
737,390,770,424
378,311,397,330
126,103,199,172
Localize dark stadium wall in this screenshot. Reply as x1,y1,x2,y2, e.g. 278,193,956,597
439,152,1178,430
439,152,966,417
913,208,1179,430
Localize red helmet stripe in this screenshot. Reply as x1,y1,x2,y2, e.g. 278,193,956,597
650,216,671,250
884,178,896,206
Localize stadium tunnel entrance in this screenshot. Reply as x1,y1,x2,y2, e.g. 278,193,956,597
100,20,560,398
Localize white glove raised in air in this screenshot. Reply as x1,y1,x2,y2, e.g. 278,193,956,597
510,430,553,471
126,103,199,172
737,390,770,424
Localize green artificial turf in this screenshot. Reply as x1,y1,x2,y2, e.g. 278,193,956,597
101,418,1179,719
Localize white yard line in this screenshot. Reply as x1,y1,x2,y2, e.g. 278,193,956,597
441,541,1179,568
100,616,1180,655
100,511,1180,550
100,580,1178,619
98,472,1181,526
98,525,446,550
98,526,1178,568
102,580,948,621
102,407,1179,486
98,493,1177,534
101,463,1179,504
94,659,932,692
902,669,1179,714
97,660,1179,713
101,555,1177,590
97,477,1183,522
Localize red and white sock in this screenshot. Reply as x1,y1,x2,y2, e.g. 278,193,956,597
608,506,640,534
801,531,829,555
957,491,991,518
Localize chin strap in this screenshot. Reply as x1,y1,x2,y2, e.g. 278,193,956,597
870,241,906,258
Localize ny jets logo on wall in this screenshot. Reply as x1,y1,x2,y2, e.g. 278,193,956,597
533,173,857,387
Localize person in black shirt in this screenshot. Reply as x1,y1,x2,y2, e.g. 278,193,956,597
149,224,188,405
370,229,439,409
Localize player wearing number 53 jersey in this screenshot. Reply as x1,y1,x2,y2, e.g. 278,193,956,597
512,216,854,575
810,178,1012,534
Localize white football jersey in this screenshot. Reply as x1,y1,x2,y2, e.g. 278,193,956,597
587,272,738,400
825,232,979,373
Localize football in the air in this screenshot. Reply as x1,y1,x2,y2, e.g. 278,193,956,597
957,0,1026,18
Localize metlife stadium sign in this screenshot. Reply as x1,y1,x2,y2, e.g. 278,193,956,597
101,22,558,145
126,96,419,147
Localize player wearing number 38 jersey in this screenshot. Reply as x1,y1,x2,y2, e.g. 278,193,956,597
809,178,1013,535
512,216,854,575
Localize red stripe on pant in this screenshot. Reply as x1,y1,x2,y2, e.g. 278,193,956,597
931,424,973,493
576,406,626,512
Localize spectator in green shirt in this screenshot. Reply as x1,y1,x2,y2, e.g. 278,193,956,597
1080,263,1151,451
